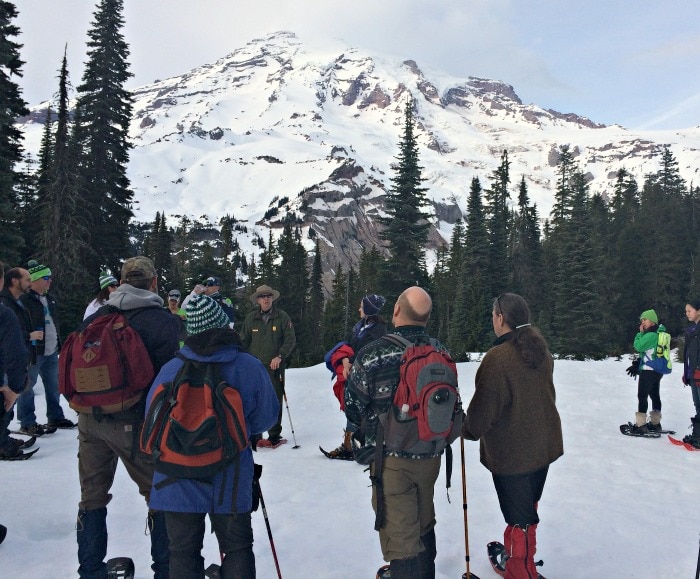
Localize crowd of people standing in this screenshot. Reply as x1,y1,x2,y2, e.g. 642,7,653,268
1,251,699,578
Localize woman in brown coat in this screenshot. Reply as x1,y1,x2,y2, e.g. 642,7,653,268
463,293,563,579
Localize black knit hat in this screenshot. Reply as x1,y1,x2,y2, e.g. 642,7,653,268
362,294,386,316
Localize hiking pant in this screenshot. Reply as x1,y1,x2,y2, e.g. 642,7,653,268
637,370,662,414
370,455,441,562
17,350,65,427
492,466,548,526
266,367,285,439
165,511,255,579
77,405,153,510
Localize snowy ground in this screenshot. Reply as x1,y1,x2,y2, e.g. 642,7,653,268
2,355,698,578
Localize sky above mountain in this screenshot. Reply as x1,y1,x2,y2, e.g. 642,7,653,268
15,0,700,131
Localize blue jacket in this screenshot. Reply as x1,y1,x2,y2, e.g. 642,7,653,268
145,340,279,514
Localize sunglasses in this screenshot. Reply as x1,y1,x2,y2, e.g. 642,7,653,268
204,281,217,287
42,276,52,281
258,294,274,299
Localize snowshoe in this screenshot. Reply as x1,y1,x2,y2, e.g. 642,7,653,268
10,435,36,450
106,557,135,579
620,423,661,438
257,437,287,449
669,434,700,451
0,523,6,544
204,562,221,578
0,447,38,461
319,444,354,460
488,541,545,578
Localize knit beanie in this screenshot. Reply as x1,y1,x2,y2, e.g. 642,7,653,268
689,298,700,311
639,309,659,324
99,271,118,290
27,259,51,282
185,294,230,336
362,294,386,316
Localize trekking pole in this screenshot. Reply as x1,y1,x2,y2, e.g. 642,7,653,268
282,392,300,448
256,479,283,579
695,532,700,579
460,436,480,579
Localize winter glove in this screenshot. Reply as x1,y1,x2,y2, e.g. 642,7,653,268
249,433,262,451
626,358,640,377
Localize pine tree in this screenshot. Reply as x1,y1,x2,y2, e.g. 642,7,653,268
323,264,348,349
74,0,134,275
0,1,29,263
379,98,431,302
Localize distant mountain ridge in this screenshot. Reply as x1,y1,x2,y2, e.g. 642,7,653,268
18,31,700,279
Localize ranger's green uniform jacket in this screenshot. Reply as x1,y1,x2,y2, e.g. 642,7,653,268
239,306,296,365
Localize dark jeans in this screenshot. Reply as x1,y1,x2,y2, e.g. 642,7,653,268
637,370,662,413
493,466,549,526
165,511,255,579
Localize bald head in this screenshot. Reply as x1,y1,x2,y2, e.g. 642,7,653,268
392,286,432,327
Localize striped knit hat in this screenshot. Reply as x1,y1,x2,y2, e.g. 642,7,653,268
185,294,230,335
27,259,51,282
99,271,118,290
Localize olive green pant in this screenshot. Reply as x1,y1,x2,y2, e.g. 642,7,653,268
370,454,441,562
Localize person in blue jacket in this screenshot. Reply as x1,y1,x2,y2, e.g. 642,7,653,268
145,294,279,578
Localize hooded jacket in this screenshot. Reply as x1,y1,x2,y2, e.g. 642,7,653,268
145,329,279,514
83,284,180,373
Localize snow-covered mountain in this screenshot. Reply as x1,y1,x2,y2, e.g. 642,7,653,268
18,31,700,276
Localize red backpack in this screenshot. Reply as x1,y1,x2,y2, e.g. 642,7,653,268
379,334,462,455
140,360,248,485
59,309,155,414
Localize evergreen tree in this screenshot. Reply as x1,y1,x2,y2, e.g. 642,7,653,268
37,49,92,332
462,176,491,350
484,150,512,296
306,241,325,363
73,0,134,275
551,169,608,358
276,223,308,365
0,1,28,263
378,97,431,302
510,175,543,318
322,264,348,349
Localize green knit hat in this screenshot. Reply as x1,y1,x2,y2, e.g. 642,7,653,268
99,271,118,290
27,259,51,282
639,309,658,324
185,294,230,336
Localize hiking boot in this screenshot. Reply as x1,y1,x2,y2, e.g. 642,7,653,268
323,430,354,460
646,422,662,432
19,423,46,436
9,436,36,450
48,417,76,429
631,423,649,434
0,443,23,460
258,436,287,449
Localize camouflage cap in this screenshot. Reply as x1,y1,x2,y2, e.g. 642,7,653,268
121,256,157,283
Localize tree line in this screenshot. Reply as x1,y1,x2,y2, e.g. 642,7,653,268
1,1,698,365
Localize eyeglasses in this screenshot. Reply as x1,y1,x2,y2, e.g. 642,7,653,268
168,295,180,300
42,276,52,281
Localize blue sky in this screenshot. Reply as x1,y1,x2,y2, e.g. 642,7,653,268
15,0,700,130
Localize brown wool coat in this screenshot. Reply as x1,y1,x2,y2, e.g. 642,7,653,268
463,339,563,476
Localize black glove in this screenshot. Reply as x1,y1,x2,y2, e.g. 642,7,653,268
626,358,640,377
249,433,262,451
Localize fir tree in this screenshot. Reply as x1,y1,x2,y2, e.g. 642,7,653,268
484,150,512,296
0,1,28,263
379,98,431,302
73,0,134,275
